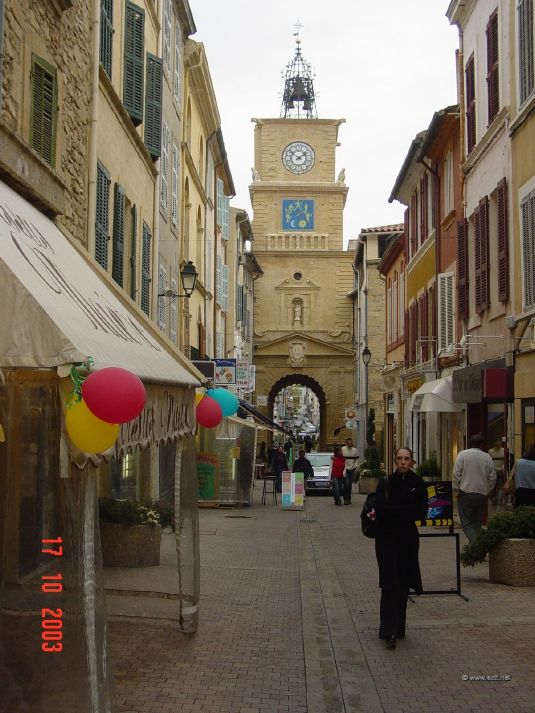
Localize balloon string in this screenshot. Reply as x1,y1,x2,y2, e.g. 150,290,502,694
66,356,94,408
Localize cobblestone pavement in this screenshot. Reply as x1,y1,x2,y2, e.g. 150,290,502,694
108,489,535,713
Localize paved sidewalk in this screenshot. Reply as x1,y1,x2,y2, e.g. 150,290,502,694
108,490,535,713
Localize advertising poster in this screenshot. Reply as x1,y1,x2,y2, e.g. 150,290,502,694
236,359,249,389
214,358,236,385
415,480,453,526
281,470,304,510
197,453,219,501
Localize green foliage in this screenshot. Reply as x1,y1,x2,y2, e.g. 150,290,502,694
359,444,387,478
366,407,376,447
461,507,535,567
416,453,441,480
98,498,175,530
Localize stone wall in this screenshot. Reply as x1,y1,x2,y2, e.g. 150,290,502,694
2,0,93,244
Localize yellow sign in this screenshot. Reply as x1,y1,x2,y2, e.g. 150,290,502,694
230,447,241,459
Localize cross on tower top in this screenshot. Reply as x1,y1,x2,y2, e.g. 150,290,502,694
293,19,304,35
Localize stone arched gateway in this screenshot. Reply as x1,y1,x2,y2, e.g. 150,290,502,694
254,334,355,451
268,373,327,448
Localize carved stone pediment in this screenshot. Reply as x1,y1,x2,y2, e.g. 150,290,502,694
288,340,306,366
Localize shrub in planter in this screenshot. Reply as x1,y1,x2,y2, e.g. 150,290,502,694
461,506,535,567
416,453,441,482
98,498,173,567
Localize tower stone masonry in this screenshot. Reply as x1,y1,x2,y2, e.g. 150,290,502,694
250,39,355,448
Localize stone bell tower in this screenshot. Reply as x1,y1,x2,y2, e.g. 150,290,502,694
250,31,355,449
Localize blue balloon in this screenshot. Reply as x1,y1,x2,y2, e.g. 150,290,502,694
206,388,239,417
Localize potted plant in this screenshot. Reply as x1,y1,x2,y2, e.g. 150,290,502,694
416,452,442,482
358,409,387,494
98,498,172,567
461,506,535,586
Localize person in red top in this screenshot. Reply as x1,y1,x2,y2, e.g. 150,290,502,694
331,445,346,506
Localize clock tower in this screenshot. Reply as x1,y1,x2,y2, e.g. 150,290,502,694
250,35,355,449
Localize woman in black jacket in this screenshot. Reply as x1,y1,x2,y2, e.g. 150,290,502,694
374,447,428,649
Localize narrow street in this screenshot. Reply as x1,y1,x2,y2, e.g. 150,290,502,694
109,491,535,713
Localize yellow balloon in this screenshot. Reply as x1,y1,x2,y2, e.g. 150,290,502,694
195,392,205,405
65,399,119,453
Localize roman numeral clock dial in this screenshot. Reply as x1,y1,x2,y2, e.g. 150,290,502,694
282,141,315,174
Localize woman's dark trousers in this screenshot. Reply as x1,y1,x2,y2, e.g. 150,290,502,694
379,582,409,639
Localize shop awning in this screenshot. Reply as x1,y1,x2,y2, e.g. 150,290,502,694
238,399,294,436
0,180,199,387
408,376,461,413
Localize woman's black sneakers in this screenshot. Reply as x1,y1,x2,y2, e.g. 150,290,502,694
385,636,397,649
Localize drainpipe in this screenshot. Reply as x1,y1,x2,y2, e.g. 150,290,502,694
0,0,5,111
86,0,100,255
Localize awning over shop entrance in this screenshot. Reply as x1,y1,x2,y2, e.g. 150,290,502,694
408,376,461,413
238,399,294,436
0,179,199,387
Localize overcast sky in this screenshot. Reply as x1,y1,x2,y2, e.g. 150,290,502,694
189,1,459,244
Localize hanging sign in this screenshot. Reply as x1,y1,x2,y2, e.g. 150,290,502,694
236,359,249,389
214,359,236,385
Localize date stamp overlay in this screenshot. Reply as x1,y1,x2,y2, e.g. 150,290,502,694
41,537,63,653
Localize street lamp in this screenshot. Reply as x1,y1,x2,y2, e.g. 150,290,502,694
362,346,371,453
158,261,198,299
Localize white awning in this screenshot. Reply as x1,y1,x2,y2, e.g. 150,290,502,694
408,375,461,413
0,180,199,387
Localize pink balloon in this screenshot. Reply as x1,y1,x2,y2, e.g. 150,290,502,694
196,396,223,428
82,367,146,424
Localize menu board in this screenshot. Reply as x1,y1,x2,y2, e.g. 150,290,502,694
281,471,304,510
197,453,219,501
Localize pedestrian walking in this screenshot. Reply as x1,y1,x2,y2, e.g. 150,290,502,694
452,434,496,543
330,445,346,506
272,445,289,493
304,434,313,453
512,444,535,507
341,437,359,505
293,449,314,480
374,447,428,649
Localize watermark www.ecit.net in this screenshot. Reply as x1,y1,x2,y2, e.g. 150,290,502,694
461,674,511,682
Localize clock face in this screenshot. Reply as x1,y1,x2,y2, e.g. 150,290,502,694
282,142,315,174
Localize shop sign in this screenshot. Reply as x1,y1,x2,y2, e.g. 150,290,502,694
256,395,268,406
235,359,249,388
452,365,482,403
214,358,236,385
406,377,425,396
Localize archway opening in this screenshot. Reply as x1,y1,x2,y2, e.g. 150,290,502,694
268,374,327,451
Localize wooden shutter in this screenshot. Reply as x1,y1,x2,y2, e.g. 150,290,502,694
222,264,228,311
421,291,429,361
144,53,162,159
163,0,171,70
479,196,490,310
172,143,179,226
237,284,243,322
410,195,417,256
216,178,223,231
497,178,509,302
486,11,499,124
100,0,113,78
522,192,535,309
474,205,483,312
420,175,428,243
403,208,409,260
221,195,229,241
123,2,144,125
112,183,125,287
130,204,137,299
216,255,222,305
95,161,110,270
439,273,454,352
465,56,476,153
457,219,468,320
518,0,534,105
141,222,151,315
170,277,178,343
160,122,169,210
30,56,57,167
158,264,167,330
173,22,181,101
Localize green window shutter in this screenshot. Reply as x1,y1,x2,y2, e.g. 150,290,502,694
124,2,144,125
216,255,222,305
144,53,163,159
216,177,223,228
100,0,113,78
141,221,151,315
95,161,110,269
130,204,137,299
222,264,228,311
237,284,243,322
222,195,229,241
112,183,125,287
30,55,57,167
